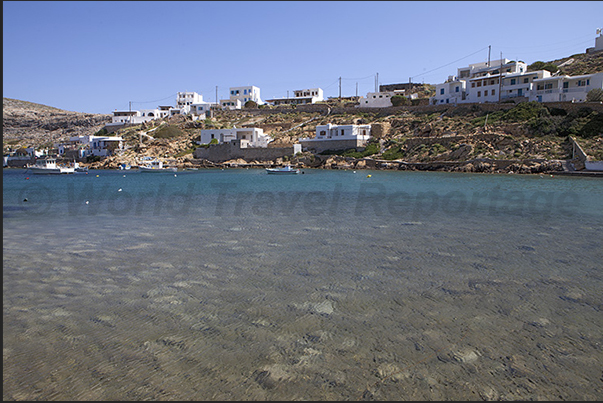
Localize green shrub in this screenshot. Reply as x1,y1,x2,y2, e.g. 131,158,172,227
244,100,258,108
153,125,183,139
586,88,603,102
382,146,405,160
209,138,219,145
391,95,410,107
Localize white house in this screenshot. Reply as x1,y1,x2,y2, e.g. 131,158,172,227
357,90,417,108
299,123,372,153
220,86,263,109
430,58,548,104
265,88,324,106
58,134,124,158
529,72,603,103
197,127,271,148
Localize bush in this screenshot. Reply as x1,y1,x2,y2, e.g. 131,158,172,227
153,125,183,139
244,100,258,108
391,95,410,107
209,138,219,145
586,88,603,102
528,61,558,73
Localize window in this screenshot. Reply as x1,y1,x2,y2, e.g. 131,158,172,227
490,80,495,85
545,83,553,89
563,82,569,89
341,129,345,136
471,83,476,88
440,89,445,95
524,78,529,83
455,86,459,93
477,82,481,87
477,91,481,97
320,131,326,136
491,90,495,96
510,79,516,85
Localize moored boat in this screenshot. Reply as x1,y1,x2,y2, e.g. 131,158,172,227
266,165,300,174
138,157,178,172
26,158,75,174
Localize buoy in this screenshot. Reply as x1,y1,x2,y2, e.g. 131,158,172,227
174,174,177,177
367,174,372,178
353,171,356,174
96,175,99,177
123,174,126,177
23,198,28,202
25,177,29,180
118,188,122,192
85,201,89,204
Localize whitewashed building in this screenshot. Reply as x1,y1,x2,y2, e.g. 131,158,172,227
357,90,417,108
220,86,263,109
299,123,372,153
586,28,603,54
197,127,271,148
265,88,324,106
529,72,603,103
58,134,124,158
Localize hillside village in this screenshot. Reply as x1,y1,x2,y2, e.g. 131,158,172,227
4,33,603,174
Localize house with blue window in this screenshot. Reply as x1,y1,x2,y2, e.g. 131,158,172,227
529,72,603,103
219,85,263,109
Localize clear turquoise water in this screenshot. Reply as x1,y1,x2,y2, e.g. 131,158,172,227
3,168,603,400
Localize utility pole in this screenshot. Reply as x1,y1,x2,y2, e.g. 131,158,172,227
339,77,342,99
498,52,503,103
356,82,358,97
488,45,491,67
375,73,379,92
215,86,218,107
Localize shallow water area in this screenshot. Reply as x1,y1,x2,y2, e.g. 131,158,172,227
3,167,603,400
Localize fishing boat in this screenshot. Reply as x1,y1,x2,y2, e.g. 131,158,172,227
266,165,300,175
138,157,178,173
74,161,88,173
26,158,75,174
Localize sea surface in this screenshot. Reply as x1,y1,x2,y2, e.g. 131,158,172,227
3,167,603,400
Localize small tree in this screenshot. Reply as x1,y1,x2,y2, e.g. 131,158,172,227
391,95,410,107
244,100,258,109
586,88,603,102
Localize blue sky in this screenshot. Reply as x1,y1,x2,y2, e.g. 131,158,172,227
3,1,602,114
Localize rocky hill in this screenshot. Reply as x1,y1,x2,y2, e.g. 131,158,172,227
3,98,111,152
4,50,603,173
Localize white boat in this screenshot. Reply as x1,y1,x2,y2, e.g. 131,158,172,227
266,165,300,174
27,158,75,174
74,161,88,173
138,157,178,172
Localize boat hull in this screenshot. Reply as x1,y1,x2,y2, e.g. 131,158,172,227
139,167,178,173
266,168,300,174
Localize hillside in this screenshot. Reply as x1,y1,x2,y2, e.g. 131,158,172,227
3,50,603,172
3,98,111,152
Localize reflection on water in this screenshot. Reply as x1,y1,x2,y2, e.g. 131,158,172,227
3,169,603,400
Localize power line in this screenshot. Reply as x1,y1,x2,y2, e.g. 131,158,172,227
411,46,490,79
131,93,177,105
341,74,374,81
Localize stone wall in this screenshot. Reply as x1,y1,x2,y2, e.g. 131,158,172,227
193,140,297,163
299,138,366,154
